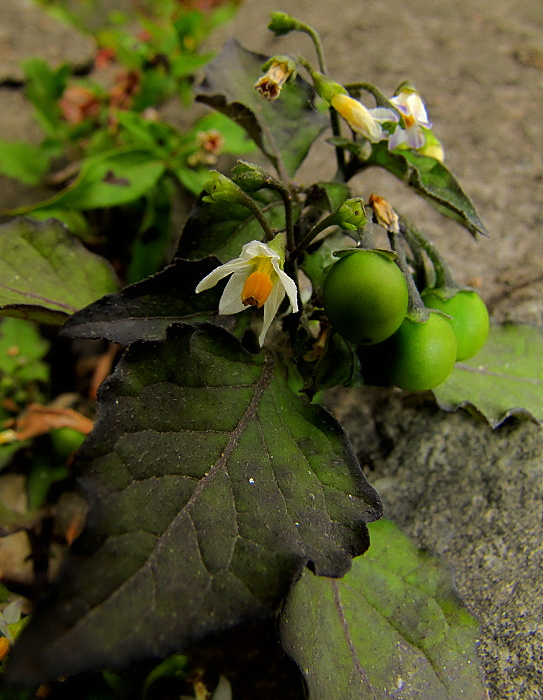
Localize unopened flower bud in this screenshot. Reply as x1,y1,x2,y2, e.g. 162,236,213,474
368,194,400,234
254,56,297,100
333,198,367,231
231,161,270,192
268,11,303,36
202,171,244,204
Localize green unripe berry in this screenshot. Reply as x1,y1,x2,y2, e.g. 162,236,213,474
422,289,489,361
50,427,86,459
323,250,408,345
380,312,457,391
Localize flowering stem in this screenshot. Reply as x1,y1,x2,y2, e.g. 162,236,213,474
289,211,336,260
344,82,401,116
238,190,275,241
297,56,345,171
263,179,296,252
294,23,327,73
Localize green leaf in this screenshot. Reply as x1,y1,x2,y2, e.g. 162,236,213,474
0,141,50,185
176,188,287,263
0,318,50,378
25,209,92,242
301,331,361,399
281,519,488,700
8,324,381,684
194,112,256,156
433,322,543,427
142,654,189,699
61,257,223,345
125,178,174,285
7,149,166,215
0,218,118,325
196,39,327,178
364,144,489,238
22,58,70,137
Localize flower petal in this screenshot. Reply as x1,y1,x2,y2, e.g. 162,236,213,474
259,281,285,345
369,107,399,123
195,258,251,293
239,240,281,262
277,269,299,312
218,271,249,315
404,127,426,149
388,127,407,150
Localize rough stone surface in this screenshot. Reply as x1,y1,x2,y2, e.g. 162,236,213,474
1,1,542,698
332,387,543,700
0,0,94,84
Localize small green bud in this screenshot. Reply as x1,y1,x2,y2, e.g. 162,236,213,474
202,171,244,204
268,11,302,36
231,161,270,192
333,198,367,231
393,79,418,96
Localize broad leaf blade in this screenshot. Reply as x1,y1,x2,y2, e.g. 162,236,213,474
176,189,286,263
433,323,543,427
0,218,118,325
281,519,488,700
196,39,327,178
9,324,381,684
6,148,165,215
61,257,223,344
366,144,489,238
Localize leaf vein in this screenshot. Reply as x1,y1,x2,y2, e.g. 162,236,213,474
331,579,377,699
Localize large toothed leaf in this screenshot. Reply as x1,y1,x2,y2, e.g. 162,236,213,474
364,143,489,238
176,189,287,263
281,519,488,700
0,218,118,325
61,257,223,345
195,39,327,178
433,323,543,427
8,324,381,684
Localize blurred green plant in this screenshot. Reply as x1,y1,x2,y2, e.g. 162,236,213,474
1,0,251,284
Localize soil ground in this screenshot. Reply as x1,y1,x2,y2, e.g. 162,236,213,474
1,1,543,698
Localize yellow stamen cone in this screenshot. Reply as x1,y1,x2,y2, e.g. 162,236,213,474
242,271,274,308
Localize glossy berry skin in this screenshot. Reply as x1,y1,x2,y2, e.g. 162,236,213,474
381,312,457,391
422,290,489,361
50,427,86,459
323,250,408,345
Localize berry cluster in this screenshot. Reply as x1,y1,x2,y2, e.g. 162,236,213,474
323,249,489,391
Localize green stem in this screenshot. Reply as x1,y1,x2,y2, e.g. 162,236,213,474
296,23,327,73
344,82,401,116
330,107,346,172
403,224,457,290
263,178,296,252
297,56,346,172
238,190,275,241
289,211,337,260
389,230,429,322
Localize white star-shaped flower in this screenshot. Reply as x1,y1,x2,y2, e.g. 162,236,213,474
195,238,298,346
388,89,432,150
